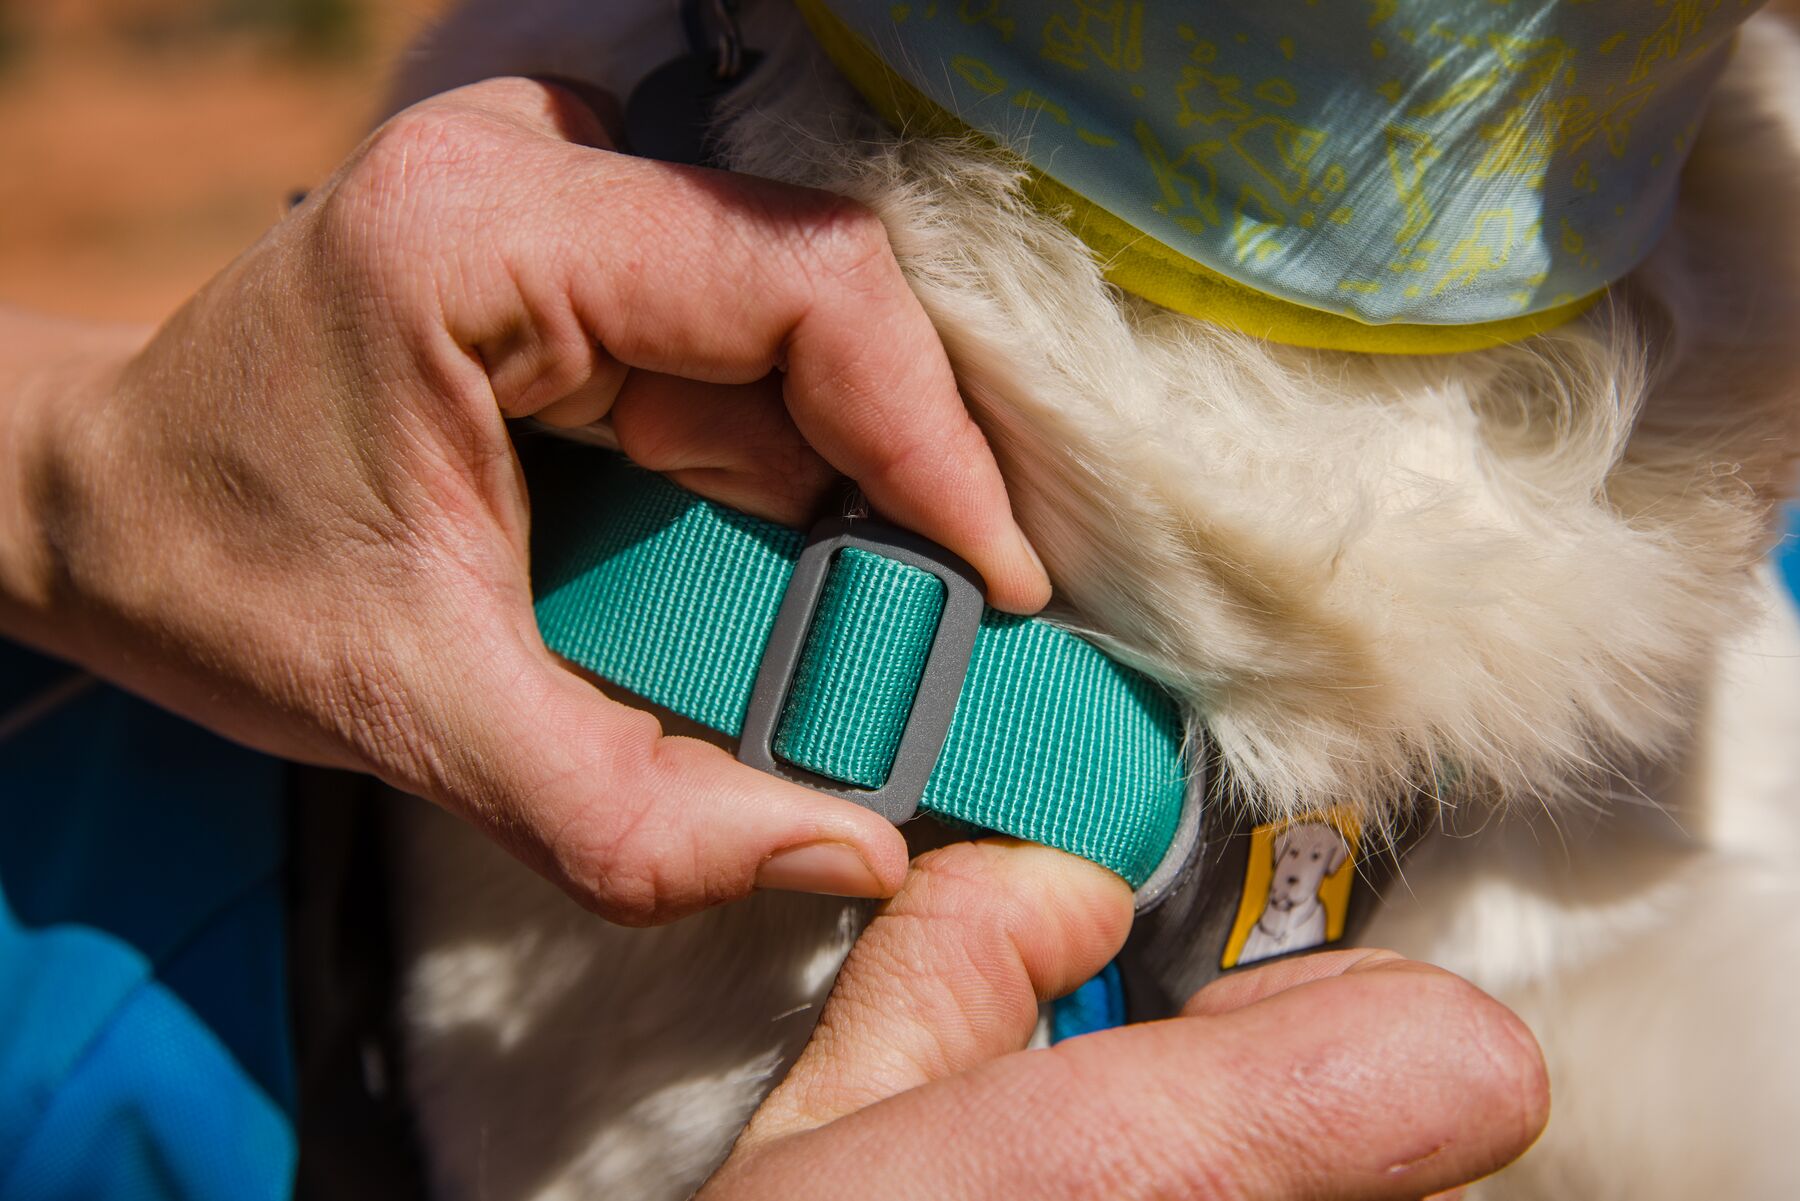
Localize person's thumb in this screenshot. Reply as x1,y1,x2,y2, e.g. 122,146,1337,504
386,620,911,926
739,839,1133,1144
713,950,1547,1200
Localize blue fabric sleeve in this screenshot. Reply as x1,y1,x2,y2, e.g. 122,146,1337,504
0,642,294,1201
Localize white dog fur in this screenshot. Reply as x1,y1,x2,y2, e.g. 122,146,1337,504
386,4,1800,1198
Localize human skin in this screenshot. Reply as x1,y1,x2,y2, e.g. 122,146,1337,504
706,841,1548,1200
0,76,1547,1195
0,77,1051,923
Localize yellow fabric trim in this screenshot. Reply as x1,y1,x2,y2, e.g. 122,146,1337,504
794,0,1600,355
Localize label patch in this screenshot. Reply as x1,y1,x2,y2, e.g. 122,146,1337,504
1220,812,1359,970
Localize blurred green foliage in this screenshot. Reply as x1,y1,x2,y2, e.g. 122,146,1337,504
0,5,24,77
101,0,369,60
218,0,364,57
0,0,368,77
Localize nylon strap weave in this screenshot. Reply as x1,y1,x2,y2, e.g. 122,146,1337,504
526,441,1187,888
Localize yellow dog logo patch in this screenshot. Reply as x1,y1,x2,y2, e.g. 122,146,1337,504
1220,812,1359,970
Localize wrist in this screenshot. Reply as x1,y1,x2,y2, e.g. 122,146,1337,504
0,315,145,652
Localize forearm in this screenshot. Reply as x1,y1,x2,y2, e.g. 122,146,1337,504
0,307,149,652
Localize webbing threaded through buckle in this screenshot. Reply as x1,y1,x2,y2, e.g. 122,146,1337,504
737,517,984,823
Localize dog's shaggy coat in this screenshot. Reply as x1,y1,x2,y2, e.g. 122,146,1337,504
387,4,1800,1197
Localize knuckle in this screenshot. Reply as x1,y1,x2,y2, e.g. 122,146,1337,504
900,845,1019,928
564,813,669,926
610,400,682,472
581,868,665,927
318,103,497,262
861,427,938,493
363,102,492,187
923,404,995,477
791,195,897,295
450,75,556,116
904,841,991,889
557,730,732,927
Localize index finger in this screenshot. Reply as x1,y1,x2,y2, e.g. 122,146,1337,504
476,104,1050,612
588,159,1047,611
711,959,1549,1201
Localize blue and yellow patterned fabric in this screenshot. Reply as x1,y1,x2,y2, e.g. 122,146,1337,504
0,641,295,1201
797,0,1761,353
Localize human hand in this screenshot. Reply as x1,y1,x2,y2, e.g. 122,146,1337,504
703,841,1549,1200
0,77,1050,924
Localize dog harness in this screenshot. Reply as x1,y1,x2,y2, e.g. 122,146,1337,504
795,0,1760,353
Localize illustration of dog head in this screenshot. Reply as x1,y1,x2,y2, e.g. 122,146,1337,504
1266,823,1349,914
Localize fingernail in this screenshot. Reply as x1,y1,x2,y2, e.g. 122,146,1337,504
1345,949,1409,973
1017,525,1048,582
995,526,1051,614
756,842,886,898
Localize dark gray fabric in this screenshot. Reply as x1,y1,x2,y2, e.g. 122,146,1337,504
287,768,427,1201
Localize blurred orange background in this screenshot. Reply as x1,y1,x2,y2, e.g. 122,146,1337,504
10,2,1797,329
0,0,450,322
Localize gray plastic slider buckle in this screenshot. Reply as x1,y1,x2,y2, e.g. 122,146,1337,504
737,516,985,824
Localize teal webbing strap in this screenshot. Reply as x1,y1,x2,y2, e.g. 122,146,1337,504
775,546,945,789
526,442,1188,888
